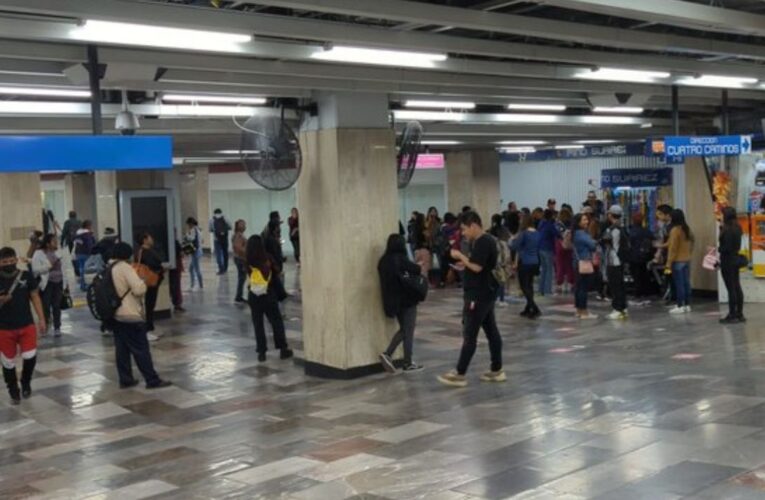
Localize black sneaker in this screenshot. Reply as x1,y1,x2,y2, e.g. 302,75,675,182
402,363,424,372
146,380,172,389
280,349,294,360
7,387,20,405
119,380,140,389
379,353,396,373
21,384,31,399
258,352,267,362
719,315,739,324
738,315,747,323
234,297,246,304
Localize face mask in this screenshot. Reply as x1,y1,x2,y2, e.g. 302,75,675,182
0,264,17,275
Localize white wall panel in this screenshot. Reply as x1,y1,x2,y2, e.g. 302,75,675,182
500,155,683,211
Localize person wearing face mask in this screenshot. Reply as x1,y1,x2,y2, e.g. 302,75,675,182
31,234,66,337
0,247,46,405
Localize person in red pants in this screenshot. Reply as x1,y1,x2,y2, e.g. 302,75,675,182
0,247,45,405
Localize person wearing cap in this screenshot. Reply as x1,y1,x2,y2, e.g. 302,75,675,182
604,205,628,320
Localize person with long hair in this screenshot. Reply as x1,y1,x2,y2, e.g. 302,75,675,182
554,208,575,294
136,233,164,340
378,234,424,373
232,219,248,304
184,217,203,291
719,207,745,323
412,212,431,278
537,209,557,296
511,213,541,319
573,213,598,319
31,234,64,337
246,235,293,362
288,208,300,264
666,209,694,314
439,213,461,287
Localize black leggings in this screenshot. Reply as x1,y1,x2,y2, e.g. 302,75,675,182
721,262,744,318
248,292,288,354
518,265,539,314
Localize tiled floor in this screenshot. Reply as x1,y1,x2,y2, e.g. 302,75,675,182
3,259,765,499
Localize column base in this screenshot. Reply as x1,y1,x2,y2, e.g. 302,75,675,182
300,358,405,380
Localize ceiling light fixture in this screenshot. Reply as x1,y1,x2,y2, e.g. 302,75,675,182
507,103,567,111
166,105,261,117
312,45,447,68
405,100,475,109
499,147,536,153
593,107,644,114
162,94,266,105
576,67,671,83
0,86,90,98
581,116,641,125
0,101,86,114
497,140,547,145
677,74,758,88
421,140,462,145
72,20,252,53
574,140,617,144
392,110,467,121
555,145,585,150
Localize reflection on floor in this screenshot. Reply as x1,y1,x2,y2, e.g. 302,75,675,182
3,260,765,499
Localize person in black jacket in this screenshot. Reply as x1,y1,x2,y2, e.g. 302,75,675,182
719,207,745,324
136,233,165,339
378,234,423,373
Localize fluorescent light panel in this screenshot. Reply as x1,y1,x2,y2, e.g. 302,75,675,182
167,105,260,117
393,110,643,125
312,46,447,68
577,67,671,83
497,140,547,145
593,107,644,114
422,140,462,145
507,103,566,111
555,145,585,150
72,20,251,53
499,147,536,153
677,74,758,88
405,100,475,109
575,140,617,144
393,110,467,121
0,86,90,98
0,101,86,114
163,94,266,104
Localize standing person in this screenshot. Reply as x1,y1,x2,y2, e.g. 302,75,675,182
135,233,165,339
505,203,520,235
547,198,558,215
583,191,605,220
169,237,184,313
93,228,119,263
245,235,293,362
412,212,431,278
511,213,542,319
439,213,461,288
264,220,289,316
262,211,281,238
438,211,504,387
654,204,675,304
184,217,203,291
573,213,598,320
604,205,628,320
719,207,745,323
629,213,655,299
232,220,248,304
61,211,81,277
489,214,511,306
0,247,45,404
288,208,300,265
537,209,557,296
378,234,424,373
31,234,65,337
666,209,694,314
74,221,96,291
108,242,171,390
209,208,231,275
555,208,575,294
531,207,544,228
41,208,60,237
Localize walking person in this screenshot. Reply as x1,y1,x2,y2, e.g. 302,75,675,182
378,234,424,373
169,237,185,313
554,208,575,294
108,242,171,390
629,213,655,299
31,234,65,337
209,208,231,275
245,235,293,362
604,205,629,320
489,214,511,307
61,211,81,277
412,212,431,278
232,220,248,304
73,220,96,291
135,233,165,339
438,213,461,288
666,209,694,314
288,208,300,265
719,207,745,323
511,213,542,319
573,213,598,320
0,247,45,404
184,217,204,291
537,209,557,296
438,211,504,387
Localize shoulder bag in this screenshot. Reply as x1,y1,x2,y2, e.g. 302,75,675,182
574,247,594,275
132,248,160,288
399,270,428,303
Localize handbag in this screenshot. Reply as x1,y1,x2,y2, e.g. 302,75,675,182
574,248,594,275
400,271,428,303
702,247,719,271
60,286,73,310
132,249,160,288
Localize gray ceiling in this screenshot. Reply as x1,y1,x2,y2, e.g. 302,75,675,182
0,0,764,156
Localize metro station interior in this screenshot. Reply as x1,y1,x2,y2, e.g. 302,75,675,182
2,1,765,499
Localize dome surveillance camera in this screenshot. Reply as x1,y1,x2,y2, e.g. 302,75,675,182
115,110,140,136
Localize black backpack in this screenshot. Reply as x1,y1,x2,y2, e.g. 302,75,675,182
86,263,126,321
213,217,228,239
616,227,631,264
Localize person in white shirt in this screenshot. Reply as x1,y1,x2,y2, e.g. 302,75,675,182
31,234,65,337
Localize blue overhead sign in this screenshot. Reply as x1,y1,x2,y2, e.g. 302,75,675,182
0,136,173,172
664,135,752,162
601,168,673,189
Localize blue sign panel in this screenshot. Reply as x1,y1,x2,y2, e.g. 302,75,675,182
664,135,752,162
601,168,673,189
501,142,645,162
0,136,173,172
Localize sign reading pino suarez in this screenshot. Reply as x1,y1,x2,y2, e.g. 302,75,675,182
601,168,673,189
664,135,752,161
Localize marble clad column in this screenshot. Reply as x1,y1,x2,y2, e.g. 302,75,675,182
445,151,474,214
446,150,501,223
684,156,718,293
94,171,118,235
0,173,42,256
298,92,398,378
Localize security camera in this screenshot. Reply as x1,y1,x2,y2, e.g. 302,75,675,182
115,110,140,136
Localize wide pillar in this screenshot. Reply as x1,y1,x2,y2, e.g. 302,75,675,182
178,166,211,250
0,173,42,255
684,157,717,293
298,92,398,378
446,149,501,222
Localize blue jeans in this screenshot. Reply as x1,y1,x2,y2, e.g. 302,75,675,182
76,255,88,290
672,261,691,307
214,238,229,273
575,271,592,310
189,253,203,288
538,250,554,295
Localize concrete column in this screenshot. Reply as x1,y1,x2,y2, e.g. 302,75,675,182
94,171,118,235
0,173,42,256
298,92,398,378
69,173,97,225
446,150,501,222
684,157,718,293
177,165,211,250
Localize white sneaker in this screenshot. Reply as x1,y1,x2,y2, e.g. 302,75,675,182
684,305,692,313
607,310,627,320
147,332,160,342
669,306,685,315
496,301,507,308
579,312,599,320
